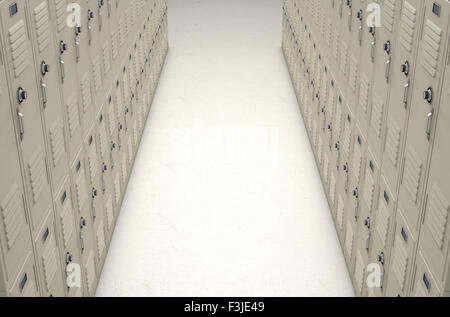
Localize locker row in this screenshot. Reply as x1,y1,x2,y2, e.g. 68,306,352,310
282,0,450,296
0,0,168,296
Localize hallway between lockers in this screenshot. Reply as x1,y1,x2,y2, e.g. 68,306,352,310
96,0,354,296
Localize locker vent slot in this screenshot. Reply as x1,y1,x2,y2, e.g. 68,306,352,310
33,2,51,53
326,18,332,48
382,0,397,32
352,146,363,183
103,42,111,76
340,43,348,76
75,173,87,213
425,183,449,250
106,196,114,230
88,146,98,184
92,56,102,93
111,28,119,60
0,184,25,249
85,253,96,295
119,18,126,47
8,20,29,77
317,136,324,166
80,74,92,114
349,56,358,93
125,9,132,36
359,74,370,114
42,238,58,291
60,202,74,248
127,137,134,165
404,146,422,204
399,1,417,52
334,104,342,139
392,239,408,291
54,0,68,33
66,94,80,137
421,20,442,78
99,121,108,158
49,118,65,167
329,173,337,206
371,93,384,138
375,203,390,249
28,146,47,204
332,30,339,61
108,105,116,138
364,172,376,210
96,222,106,259
121,154,128,184
345,222,354,259
354,251,365,293
323,154,329,185
133,120,139,147
114,174,121,206
337,196,345,230
342,124,351,159
386,118,401,167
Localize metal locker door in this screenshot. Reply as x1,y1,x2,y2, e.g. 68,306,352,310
7,251,40,297
33,210,65,297
83,125,107,271
70,150,99,296
385,209,416,297
54,176,83,296
418,57,450,289
398,0,449,238
47,0,83,165
369,175,397,296
0,51,33,289
367,0,402,164
27,0,70,196
96,104,113,202
411,249,442,296
0,0,52,235
381,0,426,196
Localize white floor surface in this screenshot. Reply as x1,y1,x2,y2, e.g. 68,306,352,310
96,0,355,297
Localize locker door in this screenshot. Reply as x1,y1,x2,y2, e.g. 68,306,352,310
96,104,113,201
367,0,402,163
0,0,52,235
83,125,107,271
70,150,98,296
381,0,426,195
418,57,450,287
386,209,416,297
54,177,83,296
398,0,449,237
34,210,65,297
27,0,69,195
47,0,82,165
411,249,442,296
7,251,40,297
0,51,32,286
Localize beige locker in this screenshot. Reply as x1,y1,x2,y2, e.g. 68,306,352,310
33,210,65,297
0,0,52,236
411,249,442,296
0,49,32,290
7,251,39,297
381,0,426,196
397,0,449,238
27,0,70,196
53,176,83,296
369,175,397,296
386,209,416,297
47,0,83,165
418,56,450,293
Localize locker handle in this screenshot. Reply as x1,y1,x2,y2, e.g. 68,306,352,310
75,40,80,63
60,58,65,83
385,58,391,82
88,24,93,45
41,80,47,108
80,233,85,253
426,110,434,140
403,82,409,108
17,109,25,140
371,40,376,62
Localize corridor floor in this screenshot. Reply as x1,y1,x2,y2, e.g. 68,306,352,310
96,0,355,297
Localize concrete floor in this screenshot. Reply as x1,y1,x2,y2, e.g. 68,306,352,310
96,0,354,297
